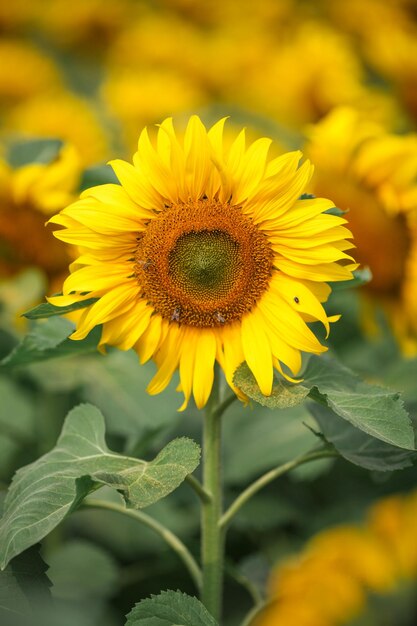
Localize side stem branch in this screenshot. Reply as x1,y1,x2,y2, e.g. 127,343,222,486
220,447,337,530
83,498,202,592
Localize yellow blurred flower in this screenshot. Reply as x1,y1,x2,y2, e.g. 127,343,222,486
308,526,396,592
257,489,417,626
106,13,205,81
365,24,417,125
101,68,207,155
48,116,355,409
326,0,417,123
270,553,365,623
305,106,417,353
258,604,329,626
156,0,294,29
368,491,417,579
0,39,62,108
0,144,80,281
236,21,388,128
0,0,36,34
33,0,137,53
4,92,109,167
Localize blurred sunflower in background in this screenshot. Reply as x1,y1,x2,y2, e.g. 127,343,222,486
0,144,80,284
306,107,417,353
256,489,417,626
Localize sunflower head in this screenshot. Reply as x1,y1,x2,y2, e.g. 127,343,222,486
49,116,356,409
0,143,80,280
306,106,417,352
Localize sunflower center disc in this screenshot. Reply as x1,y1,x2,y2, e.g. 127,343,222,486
134,199,273,327
169,230,240,300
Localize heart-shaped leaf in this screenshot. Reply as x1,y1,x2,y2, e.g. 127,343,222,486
0,404,200,569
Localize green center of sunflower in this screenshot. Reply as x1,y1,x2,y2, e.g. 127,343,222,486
168,230,240,300
134,199,273,327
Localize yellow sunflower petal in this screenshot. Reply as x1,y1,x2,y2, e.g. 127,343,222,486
70,284,137,340
192,329,217,409
135,315,165,364
147,324,183,396
241,310,274,396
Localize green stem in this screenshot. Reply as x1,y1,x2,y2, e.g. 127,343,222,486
220,447,337,530
83,498,202,592
201,372,224,621
186,474,212,504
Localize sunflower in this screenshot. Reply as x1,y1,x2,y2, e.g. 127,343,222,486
0,143,80,281
49,116,355,409
305,107,417,353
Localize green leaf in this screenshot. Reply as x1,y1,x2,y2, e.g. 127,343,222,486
233,363,309,409
309,403,416,471
126,590,218,626
0,404,200,569
0,545,51,621
234,355,415,451
23,297,98,320
304,355,415,450
0,318,101,368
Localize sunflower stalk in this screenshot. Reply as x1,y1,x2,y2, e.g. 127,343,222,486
201,368,225,621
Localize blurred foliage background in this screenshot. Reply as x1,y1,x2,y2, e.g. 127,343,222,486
1,0,417,625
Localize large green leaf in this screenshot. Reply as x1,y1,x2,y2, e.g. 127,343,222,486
0,404,200,569
0,318,101,368
234,354,415,450
126,590,218,626
309,403,416,471
304,356,415,450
